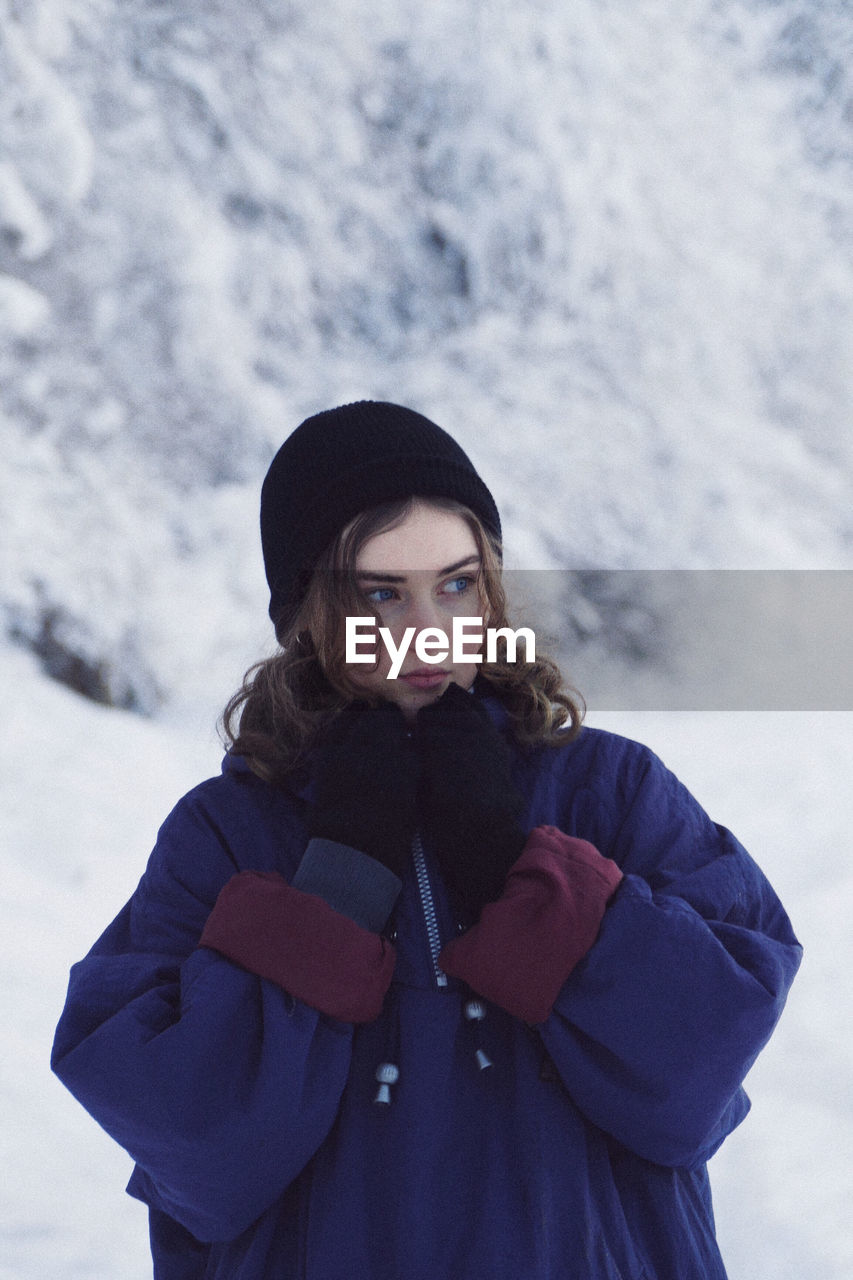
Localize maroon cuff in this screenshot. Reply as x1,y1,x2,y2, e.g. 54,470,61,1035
199,871,396,1023
438,826,623,1024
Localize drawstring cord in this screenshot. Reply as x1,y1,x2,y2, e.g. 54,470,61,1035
463,994,493,1071
374,980,401,1105
373,986,494,1106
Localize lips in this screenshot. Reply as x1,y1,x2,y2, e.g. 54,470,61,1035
398,669,450,689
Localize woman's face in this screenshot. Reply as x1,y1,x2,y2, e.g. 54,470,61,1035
348,501,485,719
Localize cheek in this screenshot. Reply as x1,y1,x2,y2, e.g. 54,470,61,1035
478,596,494,631
453,667,478,692
341,624,391,686
348,660,389,693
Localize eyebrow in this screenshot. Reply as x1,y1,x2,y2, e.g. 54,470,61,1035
356,555,481,584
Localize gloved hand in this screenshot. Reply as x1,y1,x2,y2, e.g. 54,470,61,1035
416,682,527,919
308,700,418,881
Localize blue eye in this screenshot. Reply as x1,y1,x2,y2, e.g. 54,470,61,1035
365,587,397,604
444,576,472,595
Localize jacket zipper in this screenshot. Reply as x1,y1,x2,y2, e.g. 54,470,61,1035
412,832,448,988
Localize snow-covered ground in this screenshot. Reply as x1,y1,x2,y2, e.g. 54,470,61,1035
3,641,851,1279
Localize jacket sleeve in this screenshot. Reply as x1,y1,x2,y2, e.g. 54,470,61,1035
50,792,385,1243
534,745,803,1169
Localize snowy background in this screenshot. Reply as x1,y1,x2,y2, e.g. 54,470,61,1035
1,0,852,1275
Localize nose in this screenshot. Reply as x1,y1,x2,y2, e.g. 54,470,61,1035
403,591,445,636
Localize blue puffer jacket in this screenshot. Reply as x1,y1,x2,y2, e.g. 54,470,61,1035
52,697,802,1279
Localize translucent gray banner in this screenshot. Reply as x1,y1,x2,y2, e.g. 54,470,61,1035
503,570,853,711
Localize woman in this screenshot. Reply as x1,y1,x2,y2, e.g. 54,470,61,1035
52,400,802,1279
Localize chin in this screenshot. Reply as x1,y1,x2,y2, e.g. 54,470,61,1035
395,682,445,717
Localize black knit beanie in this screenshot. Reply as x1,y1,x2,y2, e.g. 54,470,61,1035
260,400,502,628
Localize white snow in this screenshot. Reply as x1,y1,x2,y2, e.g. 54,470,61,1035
2,0,853,1274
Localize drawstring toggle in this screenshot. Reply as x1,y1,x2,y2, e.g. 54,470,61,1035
374,1062,400,1105
464,999,493,1071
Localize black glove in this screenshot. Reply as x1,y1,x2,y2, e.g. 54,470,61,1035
416,682,527,919
308,700,418,880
